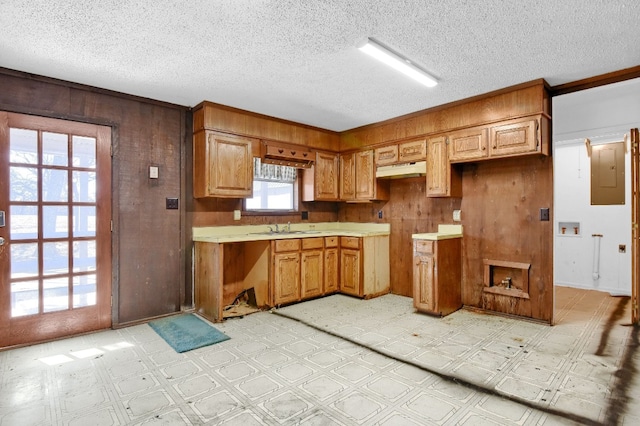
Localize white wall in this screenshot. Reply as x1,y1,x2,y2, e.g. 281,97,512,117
553,78,640,296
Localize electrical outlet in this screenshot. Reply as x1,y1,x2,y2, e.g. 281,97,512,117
233,210,241,220
378,210,383,219
301,211,309,220
453,210,461,221
619,244,626,253
166,198,179,210
540,208,550,221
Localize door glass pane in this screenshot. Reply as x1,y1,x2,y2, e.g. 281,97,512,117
11,280,39,317
43,169,68,202
72,136,96,168
10,205,38,240
10,166,38,202
73,241,96,272
42,132,68,167
9,128,38,164
72,171,96,202
43,242,69,276
43,277,69,313
73,275,96,308
10,243,38,279
73,206,96,237
43,206,69,239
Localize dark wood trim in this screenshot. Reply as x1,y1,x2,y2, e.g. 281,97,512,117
0,66,189,112
550,65,640,97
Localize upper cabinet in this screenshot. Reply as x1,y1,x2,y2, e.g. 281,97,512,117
398,139,427,163
448,126,489,163
426,135,461,198
302,151,340,201
489,117,545,157
340,150,389,201
193,130,254,198
449,115,549,163
374,138,426,167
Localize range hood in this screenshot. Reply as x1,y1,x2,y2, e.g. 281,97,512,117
376,161,427,179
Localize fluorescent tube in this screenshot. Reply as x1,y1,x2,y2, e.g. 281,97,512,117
358,38,438,87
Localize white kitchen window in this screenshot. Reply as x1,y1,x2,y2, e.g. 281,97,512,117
245,158,297,212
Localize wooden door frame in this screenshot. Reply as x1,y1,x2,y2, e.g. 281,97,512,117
631,128,639,324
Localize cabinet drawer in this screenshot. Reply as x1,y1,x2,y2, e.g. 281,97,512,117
302,237,324,250
324,236,338,248
399,139,426,162
375,145,398,165
273,239,300,252
340,236,361,249
414,240,434,254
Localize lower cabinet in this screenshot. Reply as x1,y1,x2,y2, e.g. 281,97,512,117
324,237,339,294
413,238,462,316
272,239,301,306
301,238,324,300
339,237,362,297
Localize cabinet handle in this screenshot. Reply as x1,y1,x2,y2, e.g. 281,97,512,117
278,148,284,154
303,152,308,157
482,145,486,150
291,151,296,155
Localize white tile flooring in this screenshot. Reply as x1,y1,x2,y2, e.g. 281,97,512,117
0,287,637,425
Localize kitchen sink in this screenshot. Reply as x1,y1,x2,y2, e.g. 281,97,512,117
247,230,322,236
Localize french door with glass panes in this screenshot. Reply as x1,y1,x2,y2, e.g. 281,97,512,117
0,112,112,348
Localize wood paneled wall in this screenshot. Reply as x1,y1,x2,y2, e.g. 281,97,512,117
339,178,461,296
0,68,187,325
461,156,553,321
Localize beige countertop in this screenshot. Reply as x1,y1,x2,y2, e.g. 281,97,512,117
193,222,391,243
412,224,463,241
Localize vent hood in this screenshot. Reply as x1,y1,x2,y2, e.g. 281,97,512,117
261,140,314,168
376,161,426,179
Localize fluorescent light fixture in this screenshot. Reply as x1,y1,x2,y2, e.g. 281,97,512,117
357,38,438,87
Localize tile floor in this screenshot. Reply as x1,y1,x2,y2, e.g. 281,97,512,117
0,287,637,425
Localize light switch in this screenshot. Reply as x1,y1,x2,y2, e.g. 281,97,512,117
149,166,159,179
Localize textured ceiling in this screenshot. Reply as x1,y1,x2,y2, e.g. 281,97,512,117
1,1,639,131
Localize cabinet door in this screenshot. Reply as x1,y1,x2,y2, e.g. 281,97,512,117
355,150,375,200
339,152,355,200
194,131,253,198
413,254,436,313
324,247,339,294
301,249,323,299
426,135,448,197
448,127,488,163
273,252,300,305
314,152,339,200
340,248,362,296
399,138,426,162
375,145,398,166
490,118,538,157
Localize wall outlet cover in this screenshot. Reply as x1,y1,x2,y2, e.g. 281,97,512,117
233,210,241,220
453,210,461,221
540,208,550,221
149,166,159,179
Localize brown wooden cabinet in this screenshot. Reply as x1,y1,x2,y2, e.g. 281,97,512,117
340,150,389,201
301,238,324,300
426,135,461,198
324,237,339,294
340,236,362,297
272,239,301,306
398,138,426,162
374,145,398,165
193,130,254,198
489,117,542,157
448,126,488,163
413,238,462,316
302,151,339,201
